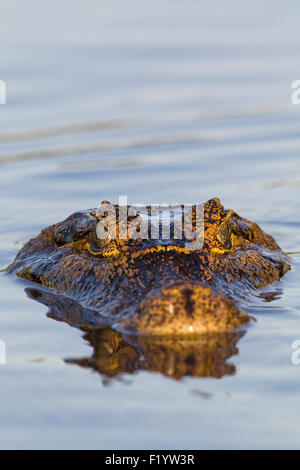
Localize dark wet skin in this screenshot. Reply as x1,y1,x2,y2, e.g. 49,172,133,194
7,198,291,380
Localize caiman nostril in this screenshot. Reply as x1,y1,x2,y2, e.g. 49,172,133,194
115,282,250,336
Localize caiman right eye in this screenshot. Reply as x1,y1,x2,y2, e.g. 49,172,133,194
217,221,232,250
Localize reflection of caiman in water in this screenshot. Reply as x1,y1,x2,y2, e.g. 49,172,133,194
27,287,245,380
8,198,290,380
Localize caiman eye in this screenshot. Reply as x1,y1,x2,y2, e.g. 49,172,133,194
87,222,120,257
88,223,111,253
217,221,232,250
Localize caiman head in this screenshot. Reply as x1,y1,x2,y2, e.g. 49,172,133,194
8,198,290,337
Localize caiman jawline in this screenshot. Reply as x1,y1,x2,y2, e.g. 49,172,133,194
131,244,192,259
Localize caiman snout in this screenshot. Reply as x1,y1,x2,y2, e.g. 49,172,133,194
116,281,250,336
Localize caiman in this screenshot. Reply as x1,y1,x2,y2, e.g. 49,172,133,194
8,197,290,336
7,198,291,380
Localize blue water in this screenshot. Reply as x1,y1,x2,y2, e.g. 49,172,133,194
0,0,300,449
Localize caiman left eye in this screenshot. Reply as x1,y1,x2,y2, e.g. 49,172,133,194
89,223,111,254
217,221,232,250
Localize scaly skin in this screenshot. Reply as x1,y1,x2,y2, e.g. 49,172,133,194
8,198,290,336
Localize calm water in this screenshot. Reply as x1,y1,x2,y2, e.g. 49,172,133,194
0,0,300,449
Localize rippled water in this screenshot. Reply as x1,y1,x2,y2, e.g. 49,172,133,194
0,0,300,449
